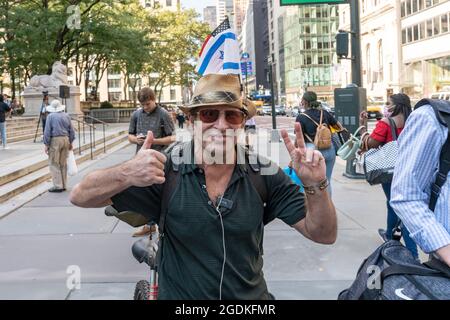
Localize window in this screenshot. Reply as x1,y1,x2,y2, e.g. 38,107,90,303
442,14,449,33
166,0,172,6
413,24,419,41
408,26,413,42
322,25,329,34
407,0,412,15
170,89,176,101
427,19,433,37
378,40,383,82
412,0,418,13
108,79,121,89
419,22,426,39
401,1,406,17
304,39,311,49
108,92,121,101
425,0,432,7
402,29,407,44
305,26,311,34
434,16,440,35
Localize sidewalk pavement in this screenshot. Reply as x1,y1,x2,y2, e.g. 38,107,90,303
0,134,423,300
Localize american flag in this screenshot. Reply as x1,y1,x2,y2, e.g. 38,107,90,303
211,17,231,37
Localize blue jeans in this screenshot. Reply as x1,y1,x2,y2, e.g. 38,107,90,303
0,121,6,147
306,143,336,196
382,182,419,259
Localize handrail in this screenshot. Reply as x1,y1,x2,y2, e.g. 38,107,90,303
72,113,108,155
70,116,96,160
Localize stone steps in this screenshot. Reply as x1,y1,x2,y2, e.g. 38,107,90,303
0,130,127,187
0,131,128,204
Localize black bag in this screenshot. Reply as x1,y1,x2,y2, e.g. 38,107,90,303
339,99,450,300
338,240,450,300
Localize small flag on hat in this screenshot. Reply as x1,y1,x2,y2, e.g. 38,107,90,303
196,17,241,76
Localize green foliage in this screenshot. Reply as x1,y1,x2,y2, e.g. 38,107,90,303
100,100,113,109
0,1,209,101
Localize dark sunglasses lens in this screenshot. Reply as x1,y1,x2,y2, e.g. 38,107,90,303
225,111,244,124
199,110,220,123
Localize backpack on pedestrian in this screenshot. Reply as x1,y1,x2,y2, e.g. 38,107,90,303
338,99,450,300
301,110,332,150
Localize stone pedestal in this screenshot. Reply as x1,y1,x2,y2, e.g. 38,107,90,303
22,86,82,116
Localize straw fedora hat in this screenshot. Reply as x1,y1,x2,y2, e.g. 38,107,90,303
180,74,256,118
46,99,66,113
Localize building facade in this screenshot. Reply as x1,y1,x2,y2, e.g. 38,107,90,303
240,0,270,93
203,6,217,31
400,0,450,99
217,0,234,26
338,0,403,102
279,4,340,106
233,0,250,35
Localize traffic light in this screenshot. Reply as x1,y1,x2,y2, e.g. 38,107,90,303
336,31,349,59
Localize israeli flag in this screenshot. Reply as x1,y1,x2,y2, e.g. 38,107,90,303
196,17,241,76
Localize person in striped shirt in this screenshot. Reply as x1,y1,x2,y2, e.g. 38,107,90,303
390,102,450,267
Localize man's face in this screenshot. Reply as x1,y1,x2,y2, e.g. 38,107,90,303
191,105,247,164
140,99,156,113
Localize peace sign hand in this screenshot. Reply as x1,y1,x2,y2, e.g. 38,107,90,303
281,122,326,187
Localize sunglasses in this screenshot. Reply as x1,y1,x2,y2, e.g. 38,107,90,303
196,109,246,125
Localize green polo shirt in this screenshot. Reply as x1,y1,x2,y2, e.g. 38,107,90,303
111,147,306,300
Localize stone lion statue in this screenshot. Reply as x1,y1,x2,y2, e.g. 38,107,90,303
28,61,68,88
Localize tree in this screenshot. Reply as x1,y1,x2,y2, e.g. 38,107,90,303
144,9,209,103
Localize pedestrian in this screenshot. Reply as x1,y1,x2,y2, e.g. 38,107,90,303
9,98,19,118
40,95,49,132
128,87,175,237
391,98,450,268
70,73,337,300
43,100,75,193
359,93,418,260
0,94,11,149
296,91,337,195
176,112,185,129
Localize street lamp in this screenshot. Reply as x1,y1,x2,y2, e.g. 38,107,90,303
0,75,3,95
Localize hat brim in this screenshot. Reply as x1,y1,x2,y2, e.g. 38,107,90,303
180,99,256,119
46,105,66,113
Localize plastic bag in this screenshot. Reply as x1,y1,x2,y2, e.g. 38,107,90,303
67,150,78,176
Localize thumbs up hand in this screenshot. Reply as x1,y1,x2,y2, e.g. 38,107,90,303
121,131,167,187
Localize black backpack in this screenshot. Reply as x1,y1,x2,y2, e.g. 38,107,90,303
338,99,450,300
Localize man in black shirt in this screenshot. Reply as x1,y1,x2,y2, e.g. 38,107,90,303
0,94,12,149
70,74,337,300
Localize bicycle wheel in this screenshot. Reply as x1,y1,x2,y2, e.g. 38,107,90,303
134,280,151,300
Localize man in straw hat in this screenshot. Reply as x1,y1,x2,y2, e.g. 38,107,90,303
44,99,75,193
70,73,336,299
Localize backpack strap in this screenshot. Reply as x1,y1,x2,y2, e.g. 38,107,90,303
387,118,398,141
299,113,318,143
430,111,450,212
245,149,270,224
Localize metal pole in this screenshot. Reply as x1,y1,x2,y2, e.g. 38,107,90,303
78,121,81,155
89,125,93,160
269,61,276,130
350,0,362,87
103,124,106,154
344,0,365,179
